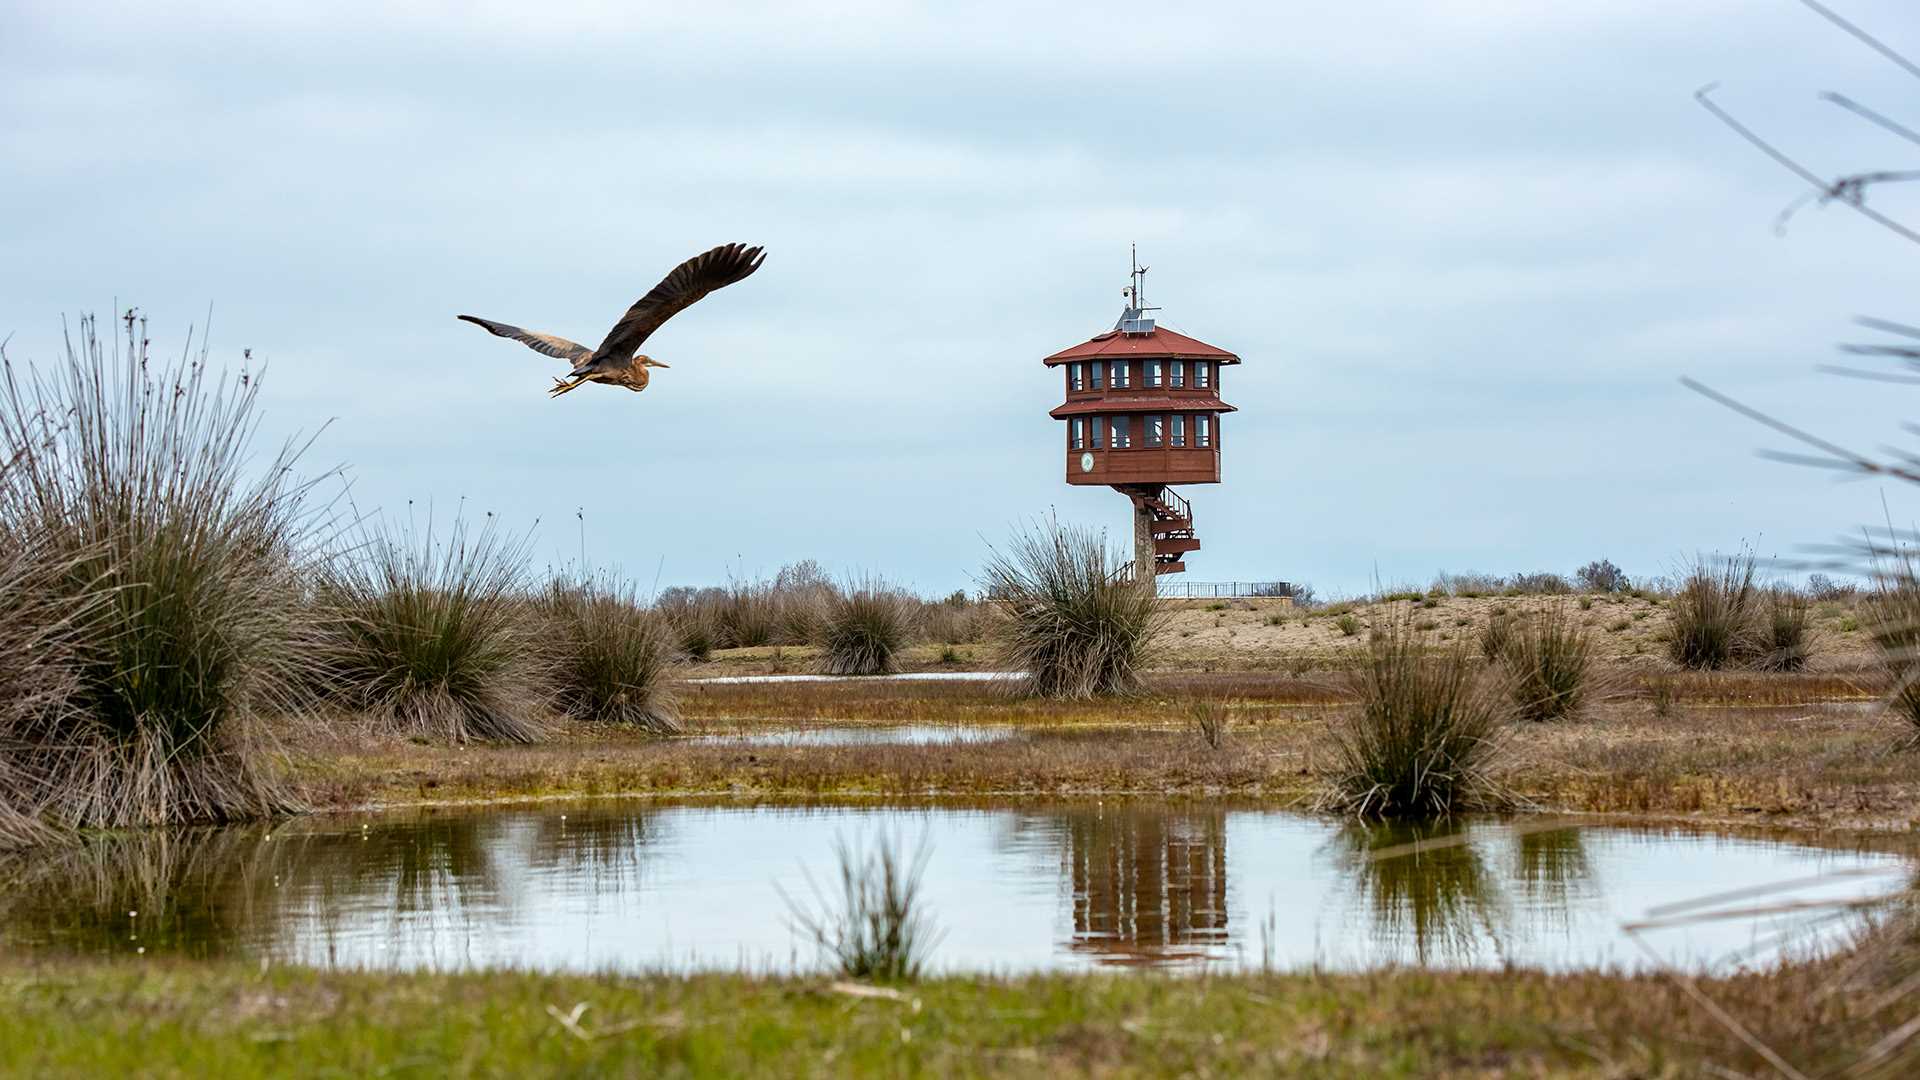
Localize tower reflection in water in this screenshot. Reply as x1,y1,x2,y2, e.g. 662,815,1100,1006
1037,805,1230,967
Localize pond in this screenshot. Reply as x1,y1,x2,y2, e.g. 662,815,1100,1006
1,801,1906,975
692,725,1018,748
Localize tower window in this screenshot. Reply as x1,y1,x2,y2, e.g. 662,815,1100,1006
1146,414,1164,446
1110,361,1130,388
1172,414,1186,447
1145,360,1162,388
1197,413,1212,447
1170,360,1185,388
1196,361,1212,389
1110,415,1131,448
1071,417,1084,449
1069,362,1084,391
1090,362,1104,390
1090,415,1104,449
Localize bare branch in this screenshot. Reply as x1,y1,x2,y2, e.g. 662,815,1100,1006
1799,0,1920,81
1821,92,1920,149
1696,84,1920,246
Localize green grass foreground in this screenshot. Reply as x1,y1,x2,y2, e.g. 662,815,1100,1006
0,960,1852,1077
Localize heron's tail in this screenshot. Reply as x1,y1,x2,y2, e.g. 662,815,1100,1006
549,375,590,399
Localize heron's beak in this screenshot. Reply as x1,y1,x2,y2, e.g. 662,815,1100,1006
648,359,670,368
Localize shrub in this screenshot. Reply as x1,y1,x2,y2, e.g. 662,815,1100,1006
312,514,548,743
1805,573,1858,602
1574,559,1629,593
1502,606,1593,721
785,833,938,982
817,577,917,676
983,519,1163,698
0,313,323,828
1753,587,1814,673
1666,552,1760,670
1505,572,1572,596
1335,612,1362,637
544,576,683,732
771,560,836,646
1319,612,1515,818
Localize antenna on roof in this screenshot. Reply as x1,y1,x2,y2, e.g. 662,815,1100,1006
1116,242,1159,334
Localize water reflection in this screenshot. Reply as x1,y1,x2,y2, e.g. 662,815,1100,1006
0,802,1904,975
1328,820,1510,965
1054,807,1228,966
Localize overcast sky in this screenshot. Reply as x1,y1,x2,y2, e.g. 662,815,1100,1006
4,1,1917,597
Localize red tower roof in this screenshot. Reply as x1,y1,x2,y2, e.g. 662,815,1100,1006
1043,325,1240,366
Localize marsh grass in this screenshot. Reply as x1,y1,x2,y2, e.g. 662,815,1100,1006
1754,587,1815,673
545,576,683,733
784,833,938,982
1478,610,1516,663
1501,605,1594,722
313,514,548,743
1320,613,1515,818
1866,564,1920,741
1667,552,1761,670
0,312,324,829
983,519,1164,698
817,577,917,676
1189,698,1228,750
0,542,82,847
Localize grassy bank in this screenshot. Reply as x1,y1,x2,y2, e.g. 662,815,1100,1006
0,959,1885,1078
276,671,1920,830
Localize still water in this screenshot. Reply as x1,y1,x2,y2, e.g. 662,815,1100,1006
1,801,1906,974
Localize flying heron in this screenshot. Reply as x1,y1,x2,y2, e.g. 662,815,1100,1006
459,242,767,398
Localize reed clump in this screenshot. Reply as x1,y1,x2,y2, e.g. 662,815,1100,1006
1501,605,1593,721
817,577,918,676
0,313,323,830
982,520,1164,698
1754,586,1814,673
786,834,938,982
544,576,683,733
311,515,548,743
1320,613,1515,818
1666,552,1760,670
1867,568,1920,742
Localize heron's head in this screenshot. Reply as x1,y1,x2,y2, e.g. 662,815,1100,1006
637,355,670,369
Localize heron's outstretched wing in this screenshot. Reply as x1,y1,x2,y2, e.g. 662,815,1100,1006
458,315,594,364
589,243,766,363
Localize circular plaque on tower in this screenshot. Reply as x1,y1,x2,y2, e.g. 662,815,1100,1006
1079,452,1095,473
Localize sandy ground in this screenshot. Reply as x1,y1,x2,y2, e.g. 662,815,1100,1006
694,593,1876,675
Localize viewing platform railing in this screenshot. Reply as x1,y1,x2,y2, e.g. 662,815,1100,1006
1155,580,1294,599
